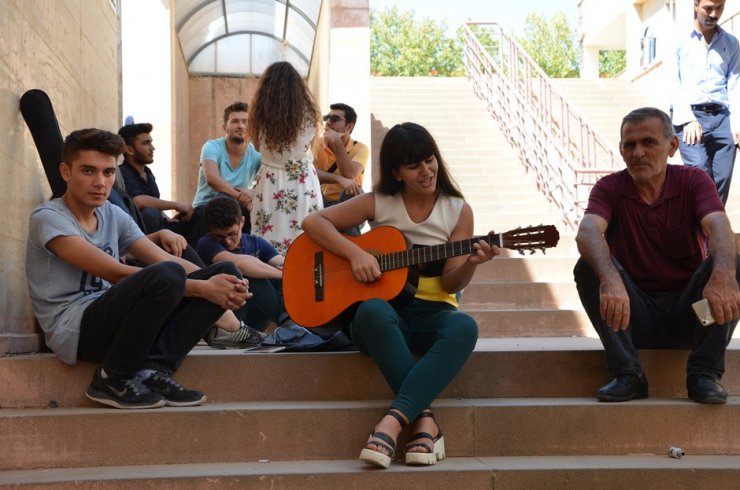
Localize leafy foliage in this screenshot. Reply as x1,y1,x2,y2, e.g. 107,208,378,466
599,50,626,78
370,6,464,76
517,12,579,78
371,7,622,80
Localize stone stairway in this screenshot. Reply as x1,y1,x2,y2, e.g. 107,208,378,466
3,77,740,487
551,78,654,148
553,77,740,228
370,77,564,236
3,322,740,486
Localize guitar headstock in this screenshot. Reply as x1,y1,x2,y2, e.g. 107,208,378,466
500,225,560,255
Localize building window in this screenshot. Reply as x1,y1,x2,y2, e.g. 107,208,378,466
641,26,656,68
666,0,677,22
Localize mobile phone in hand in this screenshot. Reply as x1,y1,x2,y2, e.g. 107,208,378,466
692,298,716,326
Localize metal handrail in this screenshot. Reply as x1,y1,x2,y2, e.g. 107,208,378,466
463,22,621,229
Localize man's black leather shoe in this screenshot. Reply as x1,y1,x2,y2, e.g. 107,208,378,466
687,374,727,404
597,373,648,402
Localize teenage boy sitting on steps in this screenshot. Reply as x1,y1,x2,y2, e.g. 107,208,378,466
197,196,300,348
25,128,251,409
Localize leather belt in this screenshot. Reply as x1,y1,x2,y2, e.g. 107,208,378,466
691,103,725,112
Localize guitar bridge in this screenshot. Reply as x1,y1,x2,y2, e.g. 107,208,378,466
314,251,324,302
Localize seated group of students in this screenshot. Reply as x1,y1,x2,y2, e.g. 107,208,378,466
25,95,373,412
108,100,370,350
24,105,740,470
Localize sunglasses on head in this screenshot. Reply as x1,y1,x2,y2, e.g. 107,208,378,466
322,114,344,123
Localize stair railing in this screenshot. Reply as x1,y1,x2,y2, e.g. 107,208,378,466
463,22,622,229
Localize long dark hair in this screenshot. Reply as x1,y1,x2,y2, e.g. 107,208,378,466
247,62,320,153
375,122,463,198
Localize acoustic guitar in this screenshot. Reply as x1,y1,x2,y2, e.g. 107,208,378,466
283,225,560,327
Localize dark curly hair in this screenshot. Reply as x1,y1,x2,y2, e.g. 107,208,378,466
247,61,320,153
375,122,463,199
62,128,125,165
204,195,243,230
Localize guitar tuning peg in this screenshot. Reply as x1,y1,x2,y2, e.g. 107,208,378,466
541,248,546,255
529,249,535,255
518,249,525,256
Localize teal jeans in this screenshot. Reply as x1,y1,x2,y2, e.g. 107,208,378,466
350,297,478,421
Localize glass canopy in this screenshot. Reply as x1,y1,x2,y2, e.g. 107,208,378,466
174,0,321,77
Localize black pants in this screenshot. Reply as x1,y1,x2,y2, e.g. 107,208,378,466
574,257,738,379
77,261,240,377
236,278,287,330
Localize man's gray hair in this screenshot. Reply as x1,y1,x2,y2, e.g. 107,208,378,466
620,107,675,141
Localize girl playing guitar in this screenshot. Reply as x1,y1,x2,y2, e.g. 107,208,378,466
301,122,499,468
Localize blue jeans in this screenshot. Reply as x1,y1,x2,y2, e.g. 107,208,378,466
573,257,738,379
675,107,736,204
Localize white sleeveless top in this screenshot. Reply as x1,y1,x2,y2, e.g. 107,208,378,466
370,192,464,306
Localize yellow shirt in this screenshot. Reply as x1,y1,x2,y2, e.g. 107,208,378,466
312,138,370,201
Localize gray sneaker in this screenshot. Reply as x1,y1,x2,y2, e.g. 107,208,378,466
205,322,266,349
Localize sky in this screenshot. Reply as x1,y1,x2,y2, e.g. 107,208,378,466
368,0,580,36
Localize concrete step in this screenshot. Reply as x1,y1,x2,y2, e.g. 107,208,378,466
5,339,740,409
447,170,548,181
460,281,581,309
371,77,566,233
454,182,548,194
551,78,653,151
3,397,740,470
469,308,591,337
3,456,740,489
472,256,577,282
456,203,560,217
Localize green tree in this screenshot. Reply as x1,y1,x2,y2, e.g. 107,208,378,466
517,12,579,78
370,6,464,76
599,50,626,78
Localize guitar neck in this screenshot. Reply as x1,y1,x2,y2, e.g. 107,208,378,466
377,234,502,272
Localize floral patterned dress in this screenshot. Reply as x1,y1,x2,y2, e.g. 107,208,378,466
251,125,323,254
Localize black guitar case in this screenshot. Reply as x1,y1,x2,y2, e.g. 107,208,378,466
20,89,66,198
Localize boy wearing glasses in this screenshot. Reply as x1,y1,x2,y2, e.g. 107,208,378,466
197,196,297,348
312,103,369,236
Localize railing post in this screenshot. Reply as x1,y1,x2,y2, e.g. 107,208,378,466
463,22,620,230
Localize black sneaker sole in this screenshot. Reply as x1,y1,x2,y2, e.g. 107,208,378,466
86,389,166,409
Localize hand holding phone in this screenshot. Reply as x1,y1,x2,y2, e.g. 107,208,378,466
692,298,716,326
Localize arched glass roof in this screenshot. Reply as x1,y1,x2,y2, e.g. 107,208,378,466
174,0,321,77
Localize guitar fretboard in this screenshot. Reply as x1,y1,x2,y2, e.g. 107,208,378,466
377,234,501,272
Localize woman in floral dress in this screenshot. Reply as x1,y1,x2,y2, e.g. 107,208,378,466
247,61,323,255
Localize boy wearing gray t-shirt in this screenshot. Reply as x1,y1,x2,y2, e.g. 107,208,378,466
25,128,251,409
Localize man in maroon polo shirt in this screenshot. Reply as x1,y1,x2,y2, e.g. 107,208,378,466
574,107,740,404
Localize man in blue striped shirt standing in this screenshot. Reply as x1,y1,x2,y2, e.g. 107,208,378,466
670,0,740,204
